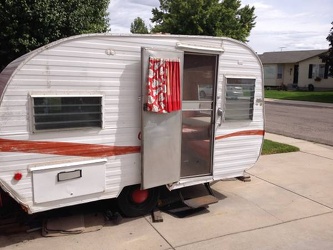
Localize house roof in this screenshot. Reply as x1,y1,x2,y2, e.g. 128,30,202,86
259,49,327,64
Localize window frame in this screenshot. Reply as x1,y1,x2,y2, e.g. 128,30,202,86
223,76,256,122
309,63,326,79
30,94,104,133
277,64,283,79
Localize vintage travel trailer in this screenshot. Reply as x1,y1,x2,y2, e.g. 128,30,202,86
0,34,264,217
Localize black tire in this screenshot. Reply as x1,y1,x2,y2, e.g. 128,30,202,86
116,185,159,217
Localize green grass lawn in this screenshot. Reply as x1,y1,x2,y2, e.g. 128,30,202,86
265,90,333,103
262,139,300,155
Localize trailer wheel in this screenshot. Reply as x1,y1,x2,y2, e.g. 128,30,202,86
116,185,159,217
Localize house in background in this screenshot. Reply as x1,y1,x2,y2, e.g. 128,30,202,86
259,50,333,90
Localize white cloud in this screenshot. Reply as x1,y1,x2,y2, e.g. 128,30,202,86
108,0,332,53
242,0,332,52
108,0,158,33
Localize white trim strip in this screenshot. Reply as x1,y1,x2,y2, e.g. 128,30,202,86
176,42,224,53
30,94,104,98
28,158,107,172
168,175,214,190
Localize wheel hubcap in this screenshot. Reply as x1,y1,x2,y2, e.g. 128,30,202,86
131,189,149,204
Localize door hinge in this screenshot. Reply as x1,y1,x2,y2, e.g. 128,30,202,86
256,98,263,106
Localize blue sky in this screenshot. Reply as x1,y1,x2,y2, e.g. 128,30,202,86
108,0,332,53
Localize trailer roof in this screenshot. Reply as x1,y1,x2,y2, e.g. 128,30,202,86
0,33,256,102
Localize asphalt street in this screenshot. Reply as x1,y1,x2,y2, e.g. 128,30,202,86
265,100,333,146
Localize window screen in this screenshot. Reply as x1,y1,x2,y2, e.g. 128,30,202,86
32,96,102,131
225,78,255,121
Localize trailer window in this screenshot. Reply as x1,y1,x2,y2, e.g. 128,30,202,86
225,78,255,121
32,96,102,131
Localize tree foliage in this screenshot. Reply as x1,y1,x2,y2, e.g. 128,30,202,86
0,0,110,70
130,17,149,34
150,0,256,42
320,22,333,77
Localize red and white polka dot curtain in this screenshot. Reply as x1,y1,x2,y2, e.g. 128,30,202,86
147,57,181,113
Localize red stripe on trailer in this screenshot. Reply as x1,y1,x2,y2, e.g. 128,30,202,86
0,138,140,157
0,130,264,157
215,130,265,140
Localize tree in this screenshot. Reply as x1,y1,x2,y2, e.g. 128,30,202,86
0,0,110,70
150,0,256,42
130,17,149,34
320,22,333,77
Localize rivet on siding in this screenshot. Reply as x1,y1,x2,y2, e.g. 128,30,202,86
105,49,115,56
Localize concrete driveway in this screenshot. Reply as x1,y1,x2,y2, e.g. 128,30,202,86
1,133,333,250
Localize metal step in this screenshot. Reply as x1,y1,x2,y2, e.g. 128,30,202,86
158,183,219,217
182,195,218,209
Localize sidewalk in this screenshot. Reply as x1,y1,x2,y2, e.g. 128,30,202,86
265,98,333,109
1,134,333,250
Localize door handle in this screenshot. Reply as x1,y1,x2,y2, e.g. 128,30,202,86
217,108,223,126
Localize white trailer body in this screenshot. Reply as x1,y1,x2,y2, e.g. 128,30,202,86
0,34,264,215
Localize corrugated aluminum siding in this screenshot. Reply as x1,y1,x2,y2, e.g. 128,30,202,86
213,40,264,179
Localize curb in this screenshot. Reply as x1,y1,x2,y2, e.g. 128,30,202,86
264,98,333,109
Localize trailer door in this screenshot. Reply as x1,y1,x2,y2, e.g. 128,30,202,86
141,48,184,189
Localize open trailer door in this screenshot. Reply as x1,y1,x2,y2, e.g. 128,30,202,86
141,48,184,189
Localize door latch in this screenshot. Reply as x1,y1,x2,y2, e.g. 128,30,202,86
217,108,223,126
143,103,148,111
